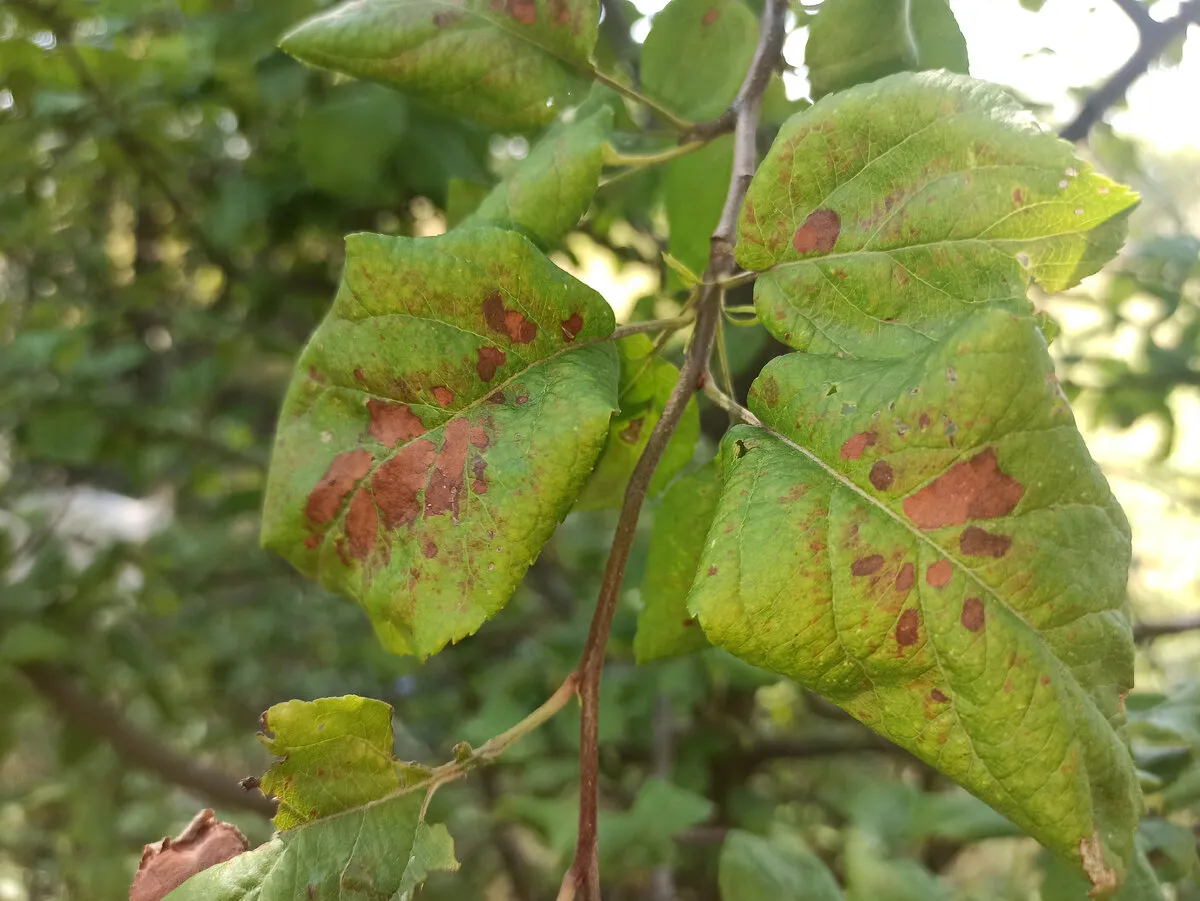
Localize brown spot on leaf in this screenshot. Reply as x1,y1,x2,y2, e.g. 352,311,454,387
303,534,321,550
851,554,884,576
515,393,529,405
476,346,506,382
372,439,435,528
792,208,840,253
130,809,248,901
895,562,915,592
432,386,454,407
433,9,461,26
902,448,1023,529
1079,832,1118,896
759,376,780,408
353,368,366,382
560,312,584,342
308,365,326,383
487,391,505,404
961,597,985,632
344,488,377,560
469,424,489,450
930,688,948,703
1041,675,1051,686
926,559,952,588
959,526,1012,558
869,460,894,490
1013,188,1024,205
483,291,537,343
367,399,424,448
840,431,877,460
425,419,470,520
896,609,920,647
620,418,644,444
708,566,718,576
472,457,488,494
306,449,372,524
701,7,719,24
918,412,931,429
421,537,438,559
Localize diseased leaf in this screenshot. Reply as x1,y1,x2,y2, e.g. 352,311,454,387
689,310,1140,893
574,334,698,510
261,228,619,658
167,697,459,900
805,0,968,101
1040,846,1166,901
462,106,612,245
738,73,1139,358
279,0,599,128
719,830,845,901
641,0,758,120
635,459,720,662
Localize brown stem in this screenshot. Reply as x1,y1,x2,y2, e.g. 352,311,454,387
17,663,276,817
1059,0,1200,142
1134,615,1200,642
564,1,788,897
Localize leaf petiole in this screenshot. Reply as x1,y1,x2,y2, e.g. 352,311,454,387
590,69,696,131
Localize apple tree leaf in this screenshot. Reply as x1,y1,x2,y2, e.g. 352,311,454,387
738,72,1139,359
462,105,613,245
689,310,1140,894
167,696,458,900
279,0,600,128
635,459,720,662
261,228,619,659
805,0,969,101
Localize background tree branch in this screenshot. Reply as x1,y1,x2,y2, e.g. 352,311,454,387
17,663,276,817
1060,0,1200,141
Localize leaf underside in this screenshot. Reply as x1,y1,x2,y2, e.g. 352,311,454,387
279,0,599,128
167,697,458,900
261,228,618,659
695,72,1141,895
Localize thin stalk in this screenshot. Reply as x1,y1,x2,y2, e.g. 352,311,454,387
611,313,695,340
603,140,708,169
591,69,696,131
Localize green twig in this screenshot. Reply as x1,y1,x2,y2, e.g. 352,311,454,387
591,68,696,132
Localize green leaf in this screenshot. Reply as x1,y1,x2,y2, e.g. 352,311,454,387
461,106,613,245
719,830,845,901
600,778,714,868
844,828,951,901
641,0,758,120
261,228,619,658
296,83,408,200
1136,817,1197,882
635,459,720,662
739,73,1139,358
574,334,698,510
168,696,458,900
805,0,969,101
279,0,599,128
665,137,734,282
689,309,1140,894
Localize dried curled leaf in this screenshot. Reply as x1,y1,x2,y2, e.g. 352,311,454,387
130,810,247,901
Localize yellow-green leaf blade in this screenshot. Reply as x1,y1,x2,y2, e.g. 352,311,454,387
168,696,457,900
635,459,720,662
738,73,1138,358
261,228,618,658
689,310,1140,894
463,106,613,245
279,0,599,128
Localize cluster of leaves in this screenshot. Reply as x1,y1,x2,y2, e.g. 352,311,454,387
3,0,1200,899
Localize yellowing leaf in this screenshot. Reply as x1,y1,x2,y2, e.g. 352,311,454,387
261,228,618,658
738,73,1138,358
690,310,1140,894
